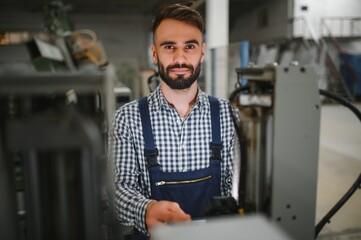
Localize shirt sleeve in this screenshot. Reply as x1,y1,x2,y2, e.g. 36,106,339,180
220,100,236,197
109,107,151,235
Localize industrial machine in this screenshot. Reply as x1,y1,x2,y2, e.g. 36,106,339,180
0,0,133,237
0,65,129,240
232,65,320,240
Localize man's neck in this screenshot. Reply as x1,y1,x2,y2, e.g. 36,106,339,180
161,82,198,118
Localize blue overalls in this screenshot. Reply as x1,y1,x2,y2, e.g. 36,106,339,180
135,96,222,239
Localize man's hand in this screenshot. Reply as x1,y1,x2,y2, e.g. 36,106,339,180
146,200,191,230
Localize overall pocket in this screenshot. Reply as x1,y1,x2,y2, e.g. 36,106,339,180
155,173,213,219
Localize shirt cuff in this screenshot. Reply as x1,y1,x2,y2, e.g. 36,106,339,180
134,199,155,235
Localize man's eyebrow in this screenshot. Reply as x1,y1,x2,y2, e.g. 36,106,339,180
159,40,200,46
160,41,176,46
185,39,200,45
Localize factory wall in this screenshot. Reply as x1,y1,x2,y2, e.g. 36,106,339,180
73,14,152,69
73,14,153,98
293,0,361,38
229,0,291,44
229,0,361,44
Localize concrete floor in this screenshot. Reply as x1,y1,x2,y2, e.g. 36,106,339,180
316,103,361,239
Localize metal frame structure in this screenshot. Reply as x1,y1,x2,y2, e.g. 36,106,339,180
0,66,117,240
236,65,320,240
0,66,116,127
6,110,104,240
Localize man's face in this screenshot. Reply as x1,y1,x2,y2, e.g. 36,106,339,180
151,19,205,90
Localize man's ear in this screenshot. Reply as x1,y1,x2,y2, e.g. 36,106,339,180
151,44,158,64
201,43,205,62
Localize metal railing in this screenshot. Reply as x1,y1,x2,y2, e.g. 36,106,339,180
289,16,320,43
321,17,361,37
288,16,355,101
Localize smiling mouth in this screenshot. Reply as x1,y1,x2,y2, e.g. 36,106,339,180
170,68,190,74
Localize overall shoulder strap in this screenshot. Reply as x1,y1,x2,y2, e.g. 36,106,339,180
208,96,223,160
138,97,159,167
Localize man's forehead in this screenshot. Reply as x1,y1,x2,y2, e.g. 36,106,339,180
153,19,203,43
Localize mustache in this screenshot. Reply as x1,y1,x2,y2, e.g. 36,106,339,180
166,63,194,72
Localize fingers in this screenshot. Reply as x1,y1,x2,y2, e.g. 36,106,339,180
164,202,191,222
146,200,191,230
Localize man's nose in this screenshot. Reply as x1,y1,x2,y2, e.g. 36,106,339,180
173,49,187,64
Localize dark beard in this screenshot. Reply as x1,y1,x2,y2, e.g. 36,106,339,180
158,62,201,90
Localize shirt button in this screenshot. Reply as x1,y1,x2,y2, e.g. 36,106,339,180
182,168,187,172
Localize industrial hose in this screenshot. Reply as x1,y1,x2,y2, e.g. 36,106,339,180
319,89,361,123
315,173,361,238
228,86,250,212
315,89,361,238
228,103,247,211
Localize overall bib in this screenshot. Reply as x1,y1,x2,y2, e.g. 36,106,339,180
134,96,222,240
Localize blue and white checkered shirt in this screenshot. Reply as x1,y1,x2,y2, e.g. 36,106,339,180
110,86,235,234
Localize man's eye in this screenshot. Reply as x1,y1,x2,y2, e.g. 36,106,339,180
186,44,195,49
164,45,174,49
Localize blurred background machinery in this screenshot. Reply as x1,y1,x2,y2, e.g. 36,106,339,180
0,67,120,240
0,2,130,239
232,65,320,240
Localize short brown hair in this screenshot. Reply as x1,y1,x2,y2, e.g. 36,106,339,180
152,3,204,37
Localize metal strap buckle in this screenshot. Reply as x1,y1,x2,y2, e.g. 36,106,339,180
144,148,159,168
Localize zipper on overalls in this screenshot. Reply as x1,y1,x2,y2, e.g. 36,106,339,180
155,175,212,186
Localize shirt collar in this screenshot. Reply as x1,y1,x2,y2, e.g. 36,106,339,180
148,84,209,112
